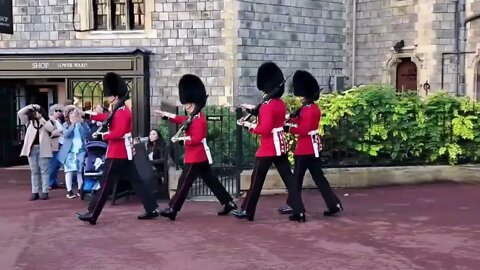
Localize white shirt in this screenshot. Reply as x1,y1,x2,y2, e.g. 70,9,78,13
54,119,64,145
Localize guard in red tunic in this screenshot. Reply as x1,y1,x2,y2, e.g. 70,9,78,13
154,74,237,221
235,62,306,222
77,72,160,225
279,70,343,216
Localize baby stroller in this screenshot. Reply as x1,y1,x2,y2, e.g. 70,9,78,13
80,141,108,201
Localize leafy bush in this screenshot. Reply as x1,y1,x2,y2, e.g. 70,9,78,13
284,84,480,165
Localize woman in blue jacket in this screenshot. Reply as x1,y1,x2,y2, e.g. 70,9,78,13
57,107,90,199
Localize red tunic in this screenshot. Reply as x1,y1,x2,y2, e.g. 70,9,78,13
169,112,208,164
91,108,131,159
249,98,288,157
289,103,321,156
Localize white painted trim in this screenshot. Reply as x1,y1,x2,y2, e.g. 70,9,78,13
75,0,156,40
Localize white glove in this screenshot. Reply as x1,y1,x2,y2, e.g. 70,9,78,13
154,110,176,119
242,121,257,130
239,104,255,110
171,136,191,143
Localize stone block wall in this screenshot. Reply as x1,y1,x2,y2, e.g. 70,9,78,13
344,0,468,95
0,0,235,128
344,0,419,86
235,0,345,104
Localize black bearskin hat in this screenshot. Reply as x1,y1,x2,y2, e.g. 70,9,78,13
256,62,285,98
178,74,207,105
103,72,128,98
293,70,320,100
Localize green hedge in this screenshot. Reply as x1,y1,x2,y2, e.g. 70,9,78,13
283,84,480,165
158,84,480,167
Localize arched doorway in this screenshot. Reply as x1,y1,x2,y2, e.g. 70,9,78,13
396,58,418,92
476,61,480,100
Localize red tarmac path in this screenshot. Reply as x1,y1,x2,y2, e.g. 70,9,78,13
1,168,480,270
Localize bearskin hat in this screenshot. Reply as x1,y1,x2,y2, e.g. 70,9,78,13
293,70,320,100
178,74,207,105
103,72,128,98
256,62,285,98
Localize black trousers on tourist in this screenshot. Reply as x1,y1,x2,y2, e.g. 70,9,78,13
169,161,233,212
241,155,306,217
87,159,158,221
287,155,341,210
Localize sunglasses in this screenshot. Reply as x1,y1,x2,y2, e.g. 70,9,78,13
55,110,63,113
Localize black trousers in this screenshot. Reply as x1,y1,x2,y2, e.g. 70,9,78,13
241,155,305,216
169,162,233,212
87,159,159,221
290,155,341,210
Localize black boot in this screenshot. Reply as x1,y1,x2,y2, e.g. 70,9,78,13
40,193,49,200
234,210,254,221
138,210,160,220
324,204,343,217
218,201,238,216
76,212,97,225
30,193,39,201
277,206,293,215
159,208,177,221
289,212,306,223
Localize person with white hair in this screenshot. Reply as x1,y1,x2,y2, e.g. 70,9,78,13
57,106,90,199
48,104,65,189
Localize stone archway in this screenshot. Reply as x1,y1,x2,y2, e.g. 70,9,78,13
384,53,423,91
396,58,418,92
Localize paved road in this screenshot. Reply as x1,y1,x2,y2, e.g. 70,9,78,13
1,169,479,270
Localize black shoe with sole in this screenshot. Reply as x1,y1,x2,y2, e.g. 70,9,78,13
76,212,97,225
159,208,177,221
324,204,344,217
138,210,160,220
277,206,293,215
218,201,238,216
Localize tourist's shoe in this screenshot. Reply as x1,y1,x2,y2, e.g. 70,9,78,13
30,193,39,201
66,191,76,199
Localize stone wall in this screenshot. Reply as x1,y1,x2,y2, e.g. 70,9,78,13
344,0,419,86
235,0,345,104
0,0,235,127
344,0,464,95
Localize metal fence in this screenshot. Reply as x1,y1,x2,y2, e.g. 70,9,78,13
162,104,467,198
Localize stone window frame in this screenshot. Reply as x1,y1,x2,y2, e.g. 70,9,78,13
75,0,156,40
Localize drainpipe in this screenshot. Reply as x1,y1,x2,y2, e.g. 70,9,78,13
351,0,357,86
464,13,480,27
454,0,460,95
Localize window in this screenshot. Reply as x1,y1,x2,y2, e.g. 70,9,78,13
71,80,133,110
93,0,144,31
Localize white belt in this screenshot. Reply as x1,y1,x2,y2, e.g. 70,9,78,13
308,130,320,158
272,127,286,156
201,138,213,164
123,132,133,160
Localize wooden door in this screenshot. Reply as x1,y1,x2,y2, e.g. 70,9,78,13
396,59,418,92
